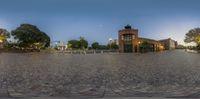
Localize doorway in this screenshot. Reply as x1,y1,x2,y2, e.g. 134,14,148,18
124,44,133,53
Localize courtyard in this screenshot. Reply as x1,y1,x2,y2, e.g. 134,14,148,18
0,50,200,98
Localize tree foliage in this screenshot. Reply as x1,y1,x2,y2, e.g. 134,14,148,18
99,45,108,50
184,28,200,45
107,42,119,49
67,40,81,49
79,37,88,49
0,28,10,43
67,37,88,49
91,42,100,49
11,24,50,49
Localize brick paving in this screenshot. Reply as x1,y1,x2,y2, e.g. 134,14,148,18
1,50,200,98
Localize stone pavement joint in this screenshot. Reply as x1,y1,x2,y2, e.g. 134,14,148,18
7,86,24,98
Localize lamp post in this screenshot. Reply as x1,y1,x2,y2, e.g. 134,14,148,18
138,41,141,52
138,41,141,45
109,38,113,49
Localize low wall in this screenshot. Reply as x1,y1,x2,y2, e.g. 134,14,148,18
186,49,200,53
54,50,119,54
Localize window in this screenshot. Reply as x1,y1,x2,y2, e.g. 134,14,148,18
124,34,132,44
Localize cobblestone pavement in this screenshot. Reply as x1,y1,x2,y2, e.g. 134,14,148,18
0,97,200,99
0,54,8,97
23,97,200,99
1,50,200,98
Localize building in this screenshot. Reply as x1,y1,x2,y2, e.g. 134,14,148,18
108,38,118,45
159,38,177,50
50,41,67,51
113,39,119,45
57,41,67,51
118,25,164,53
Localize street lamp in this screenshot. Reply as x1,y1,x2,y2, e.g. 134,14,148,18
109,38,113,49
138,41,141,52
138,41,141,45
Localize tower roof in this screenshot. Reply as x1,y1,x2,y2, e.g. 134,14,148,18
124,24,132,29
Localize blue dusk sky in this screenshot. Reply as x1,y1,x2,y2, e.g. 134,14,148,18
0,0,200,45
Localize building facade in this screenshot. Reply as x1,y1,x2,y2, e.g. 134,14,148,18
50,41,67,51
118,25,164,53
159,38,177,50
108,38,118,45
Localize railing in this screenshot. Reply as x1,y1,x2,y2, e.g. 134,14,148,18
54,50,119,54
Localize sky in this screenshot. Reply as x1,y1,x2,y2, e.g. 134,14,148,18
0,0,200,45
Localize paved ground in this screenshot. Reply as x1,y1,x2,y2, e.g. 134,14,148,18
1,50,200,98
1,97,200,99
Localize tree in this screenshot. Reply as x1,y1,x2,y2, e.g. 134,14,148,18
0,28,10,43
99,45,108,50
67,37,88,50
184,28,200,46
91,42,100,49
11,24,50,50
67,37,88,49
79,36,88,49
176,44,186,49
67,40,80,49
107,42,119,49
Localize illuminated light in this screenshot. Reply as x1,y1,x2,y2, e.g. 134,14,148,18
159,45,164,50
109,38,113,42
0,39,3,43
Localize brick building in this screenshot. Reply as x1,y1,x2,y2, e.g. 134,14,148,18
159,38,178,50
118,25,164,53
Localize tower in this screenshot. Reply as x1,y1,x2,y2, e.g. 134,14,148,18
118,25,139,53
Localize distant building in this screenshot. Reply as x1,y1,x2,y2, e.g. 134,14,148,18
118,25,164,53
57,41,66,51
50,41,67,51
159,38,178,50
113,39,118,45
108,38,118,45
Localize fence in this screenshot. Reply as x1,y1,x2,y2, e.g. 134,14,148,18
54,50,119,54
